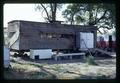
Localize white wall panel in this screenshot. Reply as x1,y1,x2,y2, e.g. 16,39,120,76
80,32,94,49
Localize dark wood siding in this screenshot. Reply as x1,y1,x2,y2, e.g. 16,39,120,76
9,20,97,50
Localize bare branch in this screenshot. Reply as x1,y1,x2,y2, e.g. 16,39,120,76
96,10,108,23
40,4,50,21
94,7,98,24
98,29,103,34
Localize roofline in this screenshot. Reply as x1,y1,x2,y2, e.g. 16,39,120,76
8,20,98,29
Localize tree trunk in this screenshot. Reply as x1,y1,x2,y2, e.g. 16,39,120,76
71,14,74,25
108,35,113,52
51,3,57,22
88,4,93,25
53,3,57,21
40,4,50,21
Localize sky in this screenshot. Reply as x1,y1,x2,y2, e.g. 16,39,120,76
4,4,66,27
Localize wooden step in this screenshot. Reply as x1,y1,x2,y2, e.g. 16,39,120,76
53,52,85,61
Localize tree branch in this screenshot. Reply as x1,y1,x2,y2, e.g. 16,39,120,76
94,7,98,24
96,10,108,24
40,4,50,21
98,29,103,34
54,3,57,21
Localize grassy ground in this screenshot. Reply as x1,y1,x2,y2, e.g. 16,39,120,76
4,56,116,79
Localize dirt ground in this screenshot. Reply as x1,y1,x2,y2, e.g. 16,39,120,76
4,55,116,79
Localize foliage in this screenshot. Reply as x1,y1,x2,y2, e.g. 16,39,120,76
86,55,98,65
62,4,84,25
62,3,116,34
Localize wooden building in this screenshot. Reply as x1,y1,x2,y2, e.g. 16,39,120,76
7,20,97,52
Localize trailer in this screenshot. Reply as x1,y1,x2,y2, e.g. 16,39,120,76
7,20,97,59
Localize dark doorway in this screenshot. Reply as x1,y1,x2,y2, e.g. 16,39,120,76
35,55,39,60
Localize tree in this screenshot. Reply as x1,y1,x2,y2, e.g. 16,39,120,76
35,3,62,22
62,3,116,34
62,4,83,25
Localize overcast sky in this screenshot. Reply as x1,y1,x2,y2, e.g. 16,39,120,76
3,4,66,27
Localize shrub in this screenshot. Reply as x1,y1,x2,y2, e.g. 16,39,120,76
86,55,98,65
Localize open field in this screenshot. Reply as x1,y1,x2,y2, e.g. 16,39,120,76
4,56,116,79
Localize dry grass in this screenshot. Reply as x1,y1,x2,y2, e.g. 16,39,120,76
4,56,116,79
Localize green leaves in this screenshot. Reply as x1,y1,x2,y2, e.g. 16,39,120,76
62,3,115,34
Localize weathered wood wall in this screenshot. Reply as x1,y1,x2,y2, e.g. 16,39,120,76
8,20,97,50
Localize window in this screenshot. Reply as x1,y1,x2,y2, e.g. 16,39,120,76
51,34,61,38
52,34,57,38
61,34,74,38
46,33,52,38
39,32,61,39
40,34,47,38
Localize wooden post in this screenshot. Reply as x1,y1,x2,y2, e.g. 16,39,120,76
94,30,97,48
56,49,59,54
70,56,72,60
55,49,60,61
109,35,112,52
55,56,58,61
